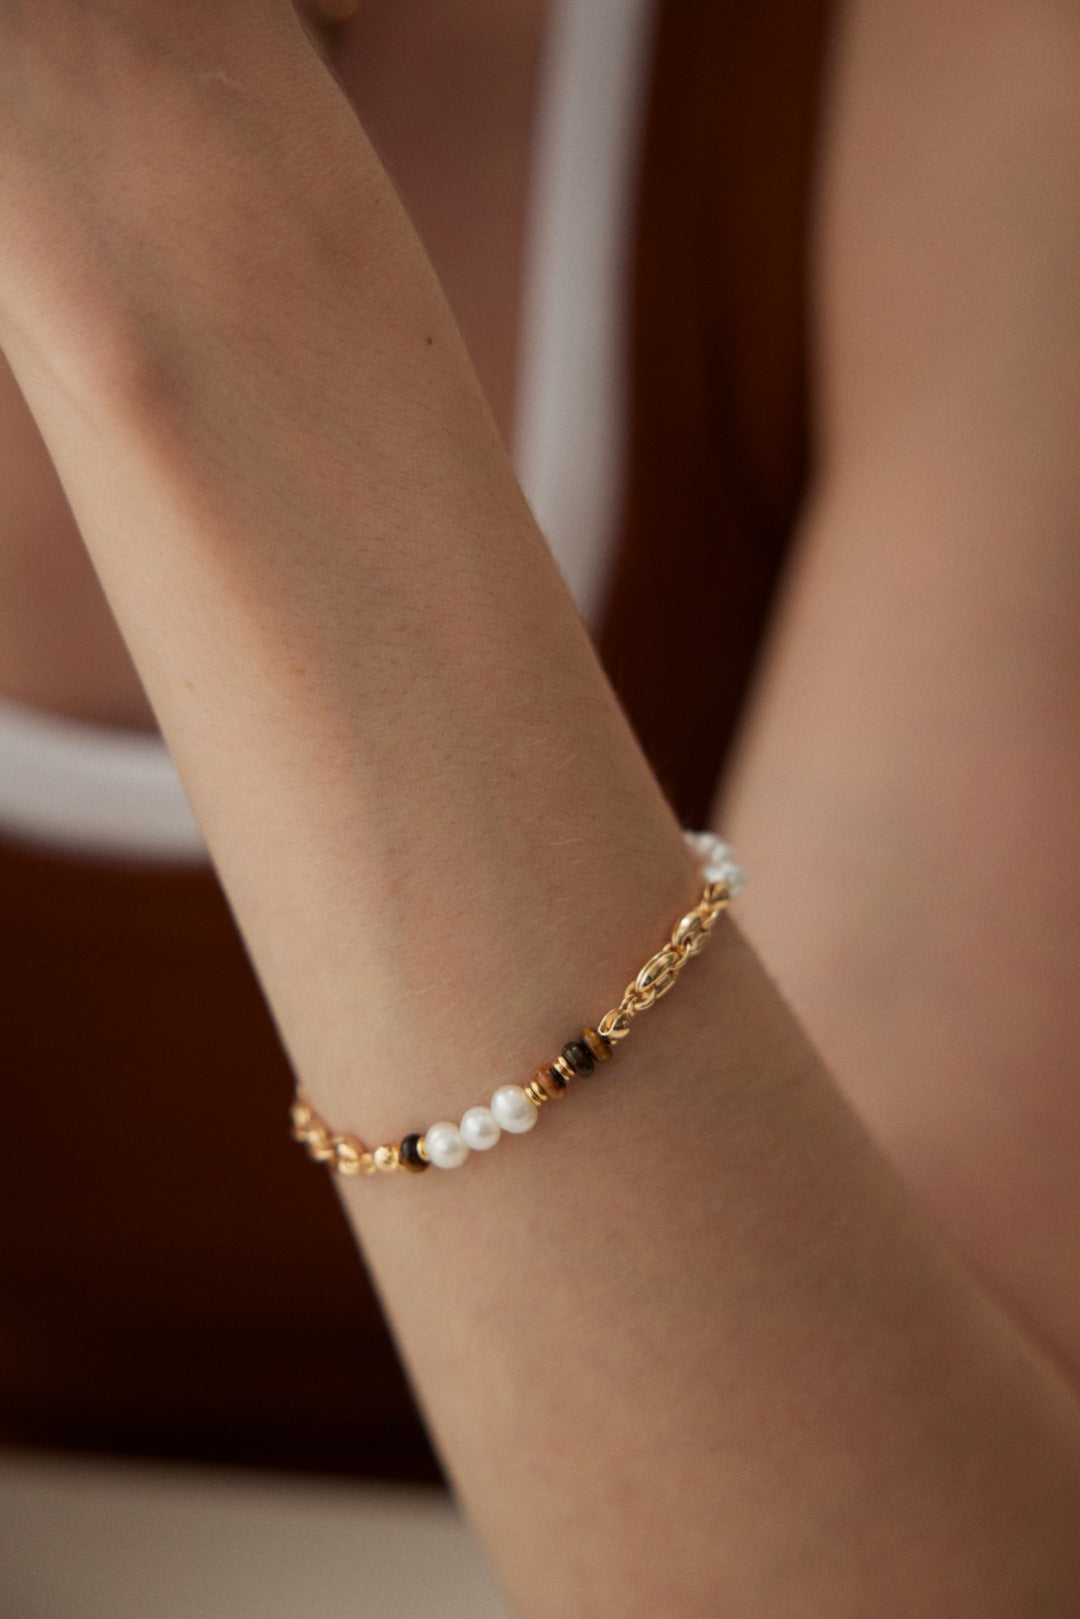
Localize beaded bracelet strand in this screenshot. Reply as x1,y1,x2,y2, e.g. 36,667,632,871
290,829,745,1178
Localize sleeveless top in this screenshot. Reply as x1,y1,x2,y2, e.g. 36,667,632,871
0,0,830,1483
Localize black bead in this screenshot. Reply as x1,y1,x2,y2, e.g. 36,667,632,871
561,1040,595,1077
399,1133,429,1172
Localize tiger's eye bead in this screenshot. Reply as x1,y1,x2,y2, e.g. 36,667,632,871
399,1132,430,1172
527,1063,566,1102
582,1026,613,1064
561,1039,595,1077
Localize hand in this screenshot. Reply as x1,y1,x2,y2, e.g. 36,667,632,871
0,0,348,383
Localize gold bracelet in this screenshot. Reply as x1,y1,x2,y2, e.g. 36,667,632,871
290,831,744,1179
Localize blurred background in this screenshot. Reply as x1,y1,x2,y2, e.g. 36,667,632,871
0,0,829,1611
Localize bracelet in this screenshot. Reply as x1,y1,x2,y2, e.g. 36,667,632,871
290,830,745,1178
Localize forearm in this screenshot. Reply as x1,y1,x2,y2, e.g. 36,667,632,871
4,12,1080,1614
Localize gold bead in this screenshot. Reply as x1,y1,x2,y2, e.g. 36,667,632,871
417,1135,430,1163
524,1076,551,1106
290,1103,313,1135
330,1136,369,1176
373,1144,399,1173
552,1054,575,1086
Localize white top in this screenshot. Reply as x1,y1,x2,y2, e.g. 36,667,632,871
0,703,207,861
514,0,655,626
0,0,656,865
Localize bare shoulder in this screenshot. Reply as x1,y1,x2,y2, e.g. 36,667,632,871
719,0,1080,1382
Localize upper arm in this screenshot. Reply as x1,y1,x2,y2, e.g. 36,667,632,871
716,0,1080,1382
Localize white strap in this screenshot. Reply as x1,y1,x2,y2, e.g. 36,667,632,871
0,698,206,862
512,0,657,635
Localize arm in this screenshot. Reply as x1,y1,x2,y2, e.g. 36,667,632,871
721,0,1080,1390
2,5,1078,1614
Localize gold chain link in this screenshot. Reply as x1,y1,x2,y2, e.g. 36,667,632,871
290,877,730,1177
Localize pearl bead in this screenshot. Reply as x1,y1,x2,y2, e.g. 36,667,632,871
490,1085,539,1134
682,830,716,858
459,1106,501,1151
705,856,745,897
684,831,745,895
700,837,729,867
423,1121,470,1169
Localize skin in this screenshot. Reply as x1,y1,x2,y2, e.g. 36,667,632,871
720,0,1080,1391
0,0,543,725
1,2,1079,1612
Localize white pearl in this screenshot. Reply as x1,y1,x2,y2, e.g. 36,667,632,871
685,830,742,884
683,829,745,896
423,1121,470,1169
706,857,746,897
459,1106,501,1151
490,1085,539,1134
